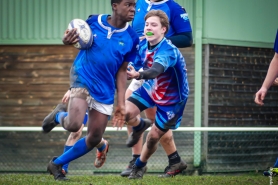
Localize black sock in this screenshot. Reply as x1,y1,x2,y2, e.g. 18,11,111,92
132,154,140,160
168,151,181,165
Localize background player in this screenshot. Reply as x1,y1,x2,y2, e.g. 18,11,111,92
121,0,192,178
255,29,278,177
114,9,190,179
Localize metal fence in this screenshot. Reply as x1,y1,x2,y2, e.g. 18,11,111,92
0,127,278,175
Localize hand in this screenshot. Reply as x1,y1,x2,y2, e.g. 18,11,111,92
112,105,126,130
127,65,139,79
273,77,278,86
62,28,79,45
139,35,146,41
254,87,268,106
62,90,71,103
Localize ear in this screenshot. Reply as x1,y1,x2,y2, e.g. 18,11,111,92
112,3,117,11
162,26,167,34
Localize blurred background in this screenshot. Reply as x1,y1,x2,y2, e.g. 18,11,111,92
0,0,278,175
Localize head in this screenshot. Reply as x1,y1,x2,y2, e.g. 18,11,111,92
144,10,169,44
111,0,136,22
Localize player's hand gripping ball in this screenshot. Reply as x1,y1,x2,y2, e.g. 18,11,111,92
68,19,93,50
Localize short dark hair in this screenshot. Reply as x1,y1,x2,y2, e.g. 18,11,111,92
111,0,122,5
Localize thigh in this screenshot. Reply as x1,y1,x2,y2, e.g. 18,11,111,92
87,108,108,138
68,89,88,128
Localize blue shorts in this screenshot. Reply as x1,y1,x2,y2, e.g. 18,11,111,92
129,87,187,130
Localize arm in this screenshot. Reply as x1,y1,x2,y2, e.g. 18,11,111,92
167,31,193,48
127,62,164,80
255,52,278,105
113,62,129,129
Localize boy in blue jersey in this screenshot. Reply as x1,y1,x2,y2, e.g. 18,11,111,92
113,10,189,179
42,0,139,181
255,30,278,177
122,0,192,177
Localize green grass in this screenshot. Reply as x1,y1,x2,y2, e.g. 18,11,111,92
0,173,273,185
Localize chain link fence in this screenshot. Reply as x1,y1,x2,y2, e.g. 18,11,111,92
1,128,277,175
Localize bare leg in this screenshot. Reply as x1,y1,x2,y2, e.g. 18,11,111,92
159,130,176,155
140,124,165,162
65,124,84,146
62,97,87,132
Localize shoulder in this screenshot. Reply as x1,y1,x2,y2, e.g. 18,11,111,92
166,0,187,13
126,26,140,44
86,14,99,25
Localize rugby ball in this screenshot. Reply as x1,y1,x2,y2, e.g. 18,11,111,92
68,19,93,50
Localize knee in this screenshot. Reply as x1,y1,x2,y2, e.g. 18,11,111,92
86,133,102,147
146,133,159,149
160,133,173,144
125,111,132,122
65,122,81,132
69,130,82,141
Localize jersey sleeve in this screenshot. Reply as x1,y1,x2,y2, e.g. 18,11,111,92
85,14,99,25
167,1,192,34
124,28,140,63
154,48,176,72
274,29,278,53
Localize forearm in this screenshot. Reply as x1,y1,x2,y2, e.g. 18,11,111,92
167,32,193,48
136,63,164,80
116,70,127,107
261,53,278,90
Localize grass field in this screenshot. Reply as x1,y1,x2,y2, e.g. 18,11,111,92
0,173,274,185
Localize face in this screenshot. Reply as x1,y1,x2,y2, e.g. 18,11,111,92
113,0,136,22
144,16,166,45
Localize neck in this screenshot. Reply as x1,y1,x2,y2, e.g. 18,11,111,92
107,15,127,29
148,37,164,48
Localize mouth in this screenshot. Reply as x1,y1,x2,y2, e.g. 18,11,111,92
146,32,154,36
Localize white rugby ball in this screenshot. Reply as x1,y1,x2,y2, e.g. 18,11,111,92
68,19,93,50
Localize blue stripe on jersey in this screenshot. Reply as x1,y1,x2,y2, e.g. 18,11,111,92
132,0,192,37
274,29,278,53
70,14,139,104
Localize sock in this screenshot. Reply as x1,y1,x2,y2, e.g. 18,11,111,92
97,140,106,152
274,158,278,168
62,145,72,172
54,137,92,165
168,151,181,165
82,112,88,124
133,154,140,160
135,158,147,168
55,112,68,124
132,119,145,132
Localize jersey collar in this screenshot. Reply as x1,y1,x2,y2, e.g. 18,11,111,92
97,14,129,39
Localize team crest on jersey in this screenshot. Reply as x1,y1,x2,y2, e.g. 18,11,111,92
137,8,140,12
180,13,189,22
119,41,125,46
167,111,175,120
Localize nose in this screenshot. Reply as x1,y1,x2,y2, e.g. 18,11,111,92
130,5,135,12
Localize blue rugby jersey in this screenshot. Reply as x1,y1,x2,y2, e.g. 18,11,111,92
131,38,189,106
274,29,278,53
131,0,192,37
70,14,139,104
